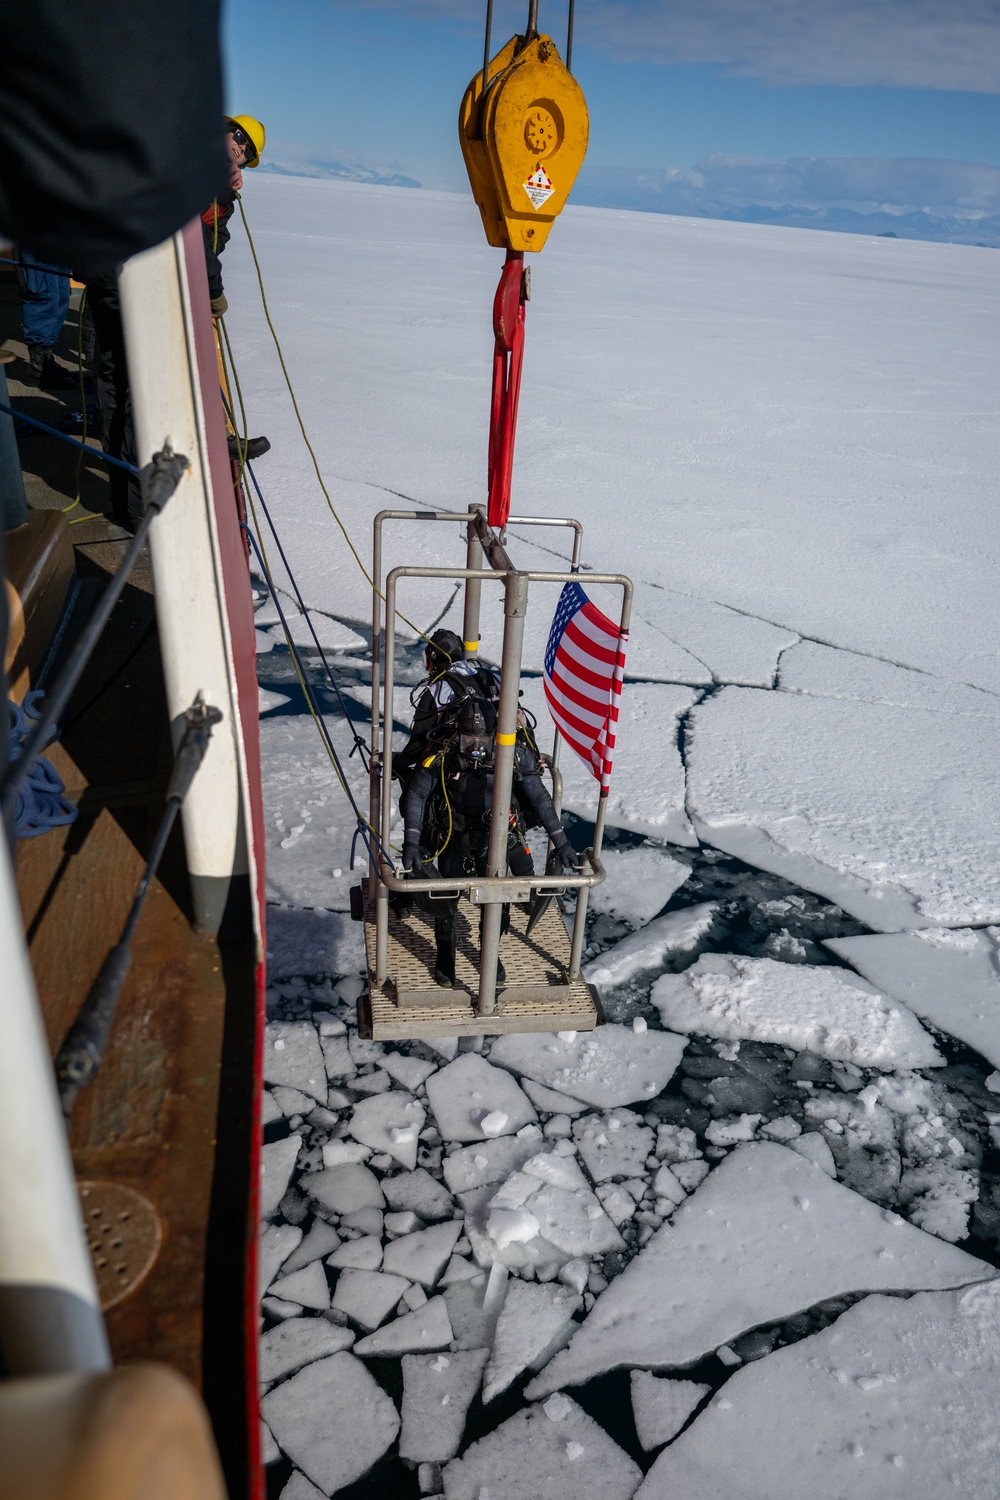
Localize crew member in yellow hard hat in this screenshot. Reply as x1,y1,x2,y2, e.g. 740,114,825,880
202,116,270,459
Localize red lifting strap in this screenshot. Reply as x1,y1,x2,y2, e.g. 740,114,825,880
487,249,527,531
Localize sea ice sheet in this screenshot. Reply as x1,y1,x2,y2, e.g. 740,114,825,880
778,640,1000,718
331,1268,409,1330
637,1281,1000,1500
348,1090,426,1170
261,1135,302,1220
490,1025,686,1109
382,1220,462,1287
399,1349,490,1463
264,1022,326,1102
686,687,1000,928
652,954,943,1070
442,1391,642,1500
260,1352,399,1494
425,1053,537,1142
353,1294,453,1355
827,928,1000,1072
527,1142,994,1395
584,905,717,991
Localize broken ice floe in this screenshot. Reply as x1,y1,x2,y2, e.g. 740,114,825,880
638,1280,1000,1499
828,928,1000,1072
260,1317,355,1386
652,954,942,1070
584,903,717,991
588,845,692,926
630,1371,710,1451
399,1349,490,1462
425,1053,537,1141
490,1024,686,1109
527,1142,994,1396
442,1390,642,1500
261,1352,399,1494
482,1279,582,1401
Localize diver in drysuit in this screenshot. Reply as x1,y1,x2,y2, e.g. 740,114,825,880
398,689,579,988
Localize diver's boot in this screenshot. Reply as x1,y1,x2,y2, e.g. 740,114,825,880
228,433,270,462
434,933,456,989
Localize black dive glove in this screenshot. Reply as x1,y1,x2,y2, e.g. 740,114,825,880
402,838,422,874
551,830,581,873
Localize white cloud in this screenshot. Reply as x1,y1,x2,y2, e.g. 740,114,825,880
356,0,1000,92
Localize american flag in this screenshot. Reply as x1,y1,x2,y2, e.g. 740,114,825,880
543,582,629,793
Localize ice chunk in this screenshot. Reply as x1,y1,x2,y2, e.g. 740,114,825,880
637,1282,1000,1500
260,1224,304,1292
281,1220,341,1275
490,1025,686,1109
321,1140,371,1167
259,1317,355,1386
483,1280,583,1401
381,1050,439,1091
341,1207,384,1237
488,1207,540,1252
443,1391,641,1500
584,904,717,990
574,1111,654,1182
320,1033,355,1080
353,1295,453,1355
272,1086,317,1118
443,1134,546,1194
264,1022,326,1103
630,1372,709,1451
425,1053,537,1142
261,1353,398,1495
828,929,1000,1072
440,1254,481,1286
270,1262,330,1311
399,1348,490,1462
262,1091,283,1127
349,1090,427,1170
652,954,943,1070
527,1142,995,1396
386,1210,421,1237
522,1150,590,1194
596,1184,638,1224
444,1274,502,1351
524,1182,624,1259
588,846,692,927
327,1236,383,1271
331,1268,411,1330
261,1135,302,1220
383,1221,463,1287
522,1079,589,1116
705,1113,761,1146
425,1036,459,1062
788,1131,837,1177
383,1167,456,1221
304,1162,384,1216
480,1110,509,1137
278,1471,325,1500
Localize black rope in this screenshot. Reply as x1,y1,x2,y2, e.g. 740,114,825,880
241,521,392,871
566,0,576,69
0,398,140,476
219,388,372,768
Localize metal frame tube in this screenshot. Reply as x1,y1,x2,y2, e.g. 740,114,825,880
463,505,485,658
478,571,529,1015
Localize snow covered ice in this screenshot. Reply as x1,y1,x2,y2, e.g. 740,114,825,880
652,954,943,1070
637,1281,1000,1500
528,1142,994,1396
238,176,1000,1495
630,1372,710,1451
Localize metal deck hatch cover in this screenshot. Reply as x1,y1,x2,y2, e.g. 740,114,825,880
78,1180,163,1311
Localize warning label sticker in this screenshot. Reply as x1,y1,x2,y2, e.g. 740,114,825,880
523,166,554,210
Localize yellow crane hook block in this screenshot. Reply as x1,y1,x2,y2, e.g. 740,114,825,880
459,33,589,254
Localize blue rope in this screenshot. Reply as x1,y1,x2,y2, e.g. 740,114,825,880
7,692,78,839
0,398,140,476
241,523,392,872
0,254,72,278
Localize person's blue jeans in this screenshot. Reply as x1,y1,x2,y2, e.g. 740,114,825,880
21,250,70,349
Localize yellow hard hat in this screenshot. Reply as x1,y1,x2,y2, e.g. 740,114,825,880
226,115,265,168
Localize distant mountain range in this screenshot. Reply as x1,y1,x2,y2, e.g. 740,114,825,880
259,158,421,190
258,157,1000,249
572,166,1000,248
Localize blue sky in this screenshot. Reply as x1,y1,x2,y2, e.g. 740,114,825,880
224,1,1000,220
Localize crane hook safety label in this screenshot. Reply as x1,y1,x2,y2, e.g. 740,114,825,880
523,166,555,210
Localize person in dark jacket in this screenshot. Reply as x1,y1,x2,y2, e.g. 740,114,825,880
20,249,73,388
202,115,270,463
394,628,497,785
398,690,578,988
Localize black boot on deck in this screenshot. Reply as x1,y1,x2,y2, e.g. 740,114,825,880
228,434,270,462
25,345,77,390
434,935,456,989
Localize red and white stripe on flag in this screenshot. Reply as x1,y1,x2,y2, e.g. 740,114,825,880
543,581,628,793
